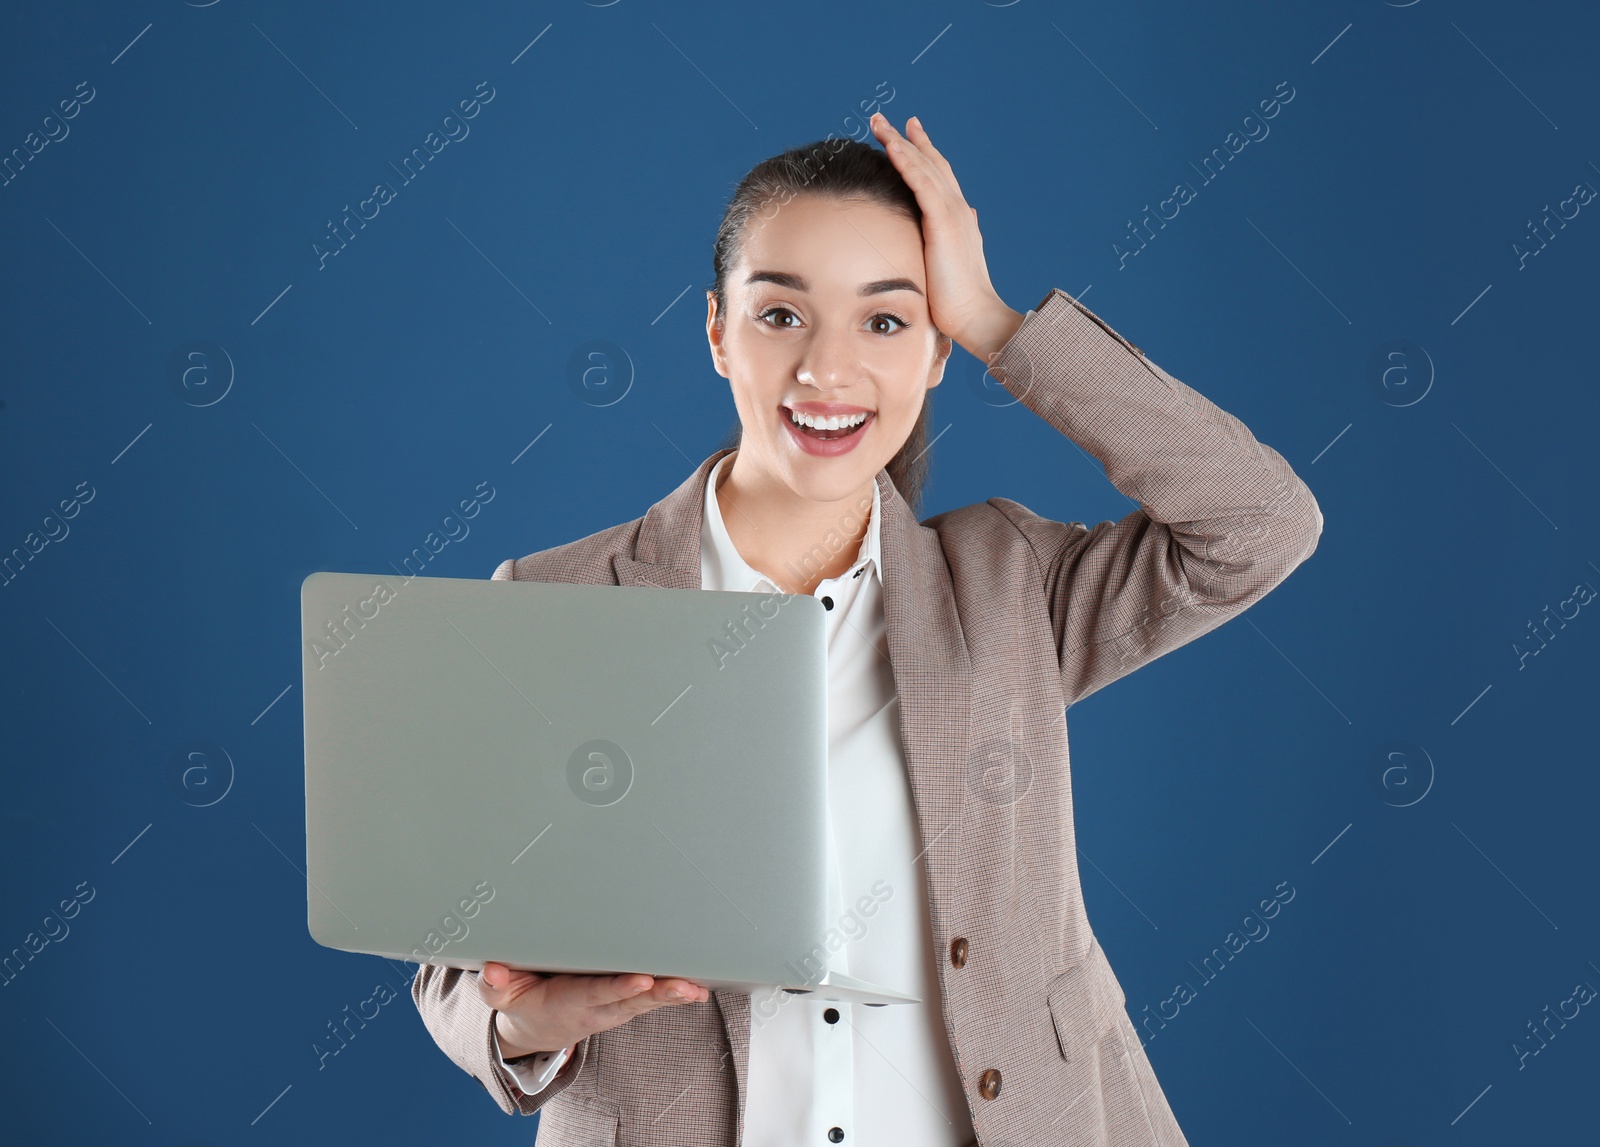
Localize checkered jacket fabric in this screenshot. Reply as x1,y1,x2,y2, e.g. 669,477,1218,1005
411,287,1323,1145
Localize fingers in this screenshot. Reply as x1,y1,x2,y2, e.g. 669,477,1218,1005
480,966,709,1008
651,977,712,1004
870,113,966,218
586,979,708,1028
575,974,708,1008
904,115,956,178
478,969,712,1051
555,972,645,1008
871,113,949,178
870,112,924,171
552,973,710,1025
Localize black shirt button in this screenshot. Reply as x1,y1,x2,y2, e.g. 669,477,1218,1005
823,1007,840,1024
828,1129,845,1143
820,595,834,610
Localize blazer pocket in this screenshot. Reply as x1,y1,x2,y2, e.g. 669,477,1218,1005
1046,936,1127,1061
537,1095,620,1145
1048,946,1173,1146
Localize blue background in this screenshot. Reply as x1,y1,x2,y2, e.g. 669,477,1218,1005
2,0,1596,1143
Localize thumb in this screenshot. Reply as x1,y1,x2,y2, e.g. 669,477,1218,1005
482,961,519,990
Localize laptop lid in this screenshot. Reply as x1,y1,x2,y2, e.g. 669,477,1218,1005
300,570,916,1003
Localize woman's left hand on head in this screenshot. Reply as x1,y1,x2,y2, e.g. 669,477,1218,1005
870,113,1022,363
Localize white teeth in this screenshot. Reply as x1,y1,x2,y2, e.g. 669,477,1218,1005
788,409,869,431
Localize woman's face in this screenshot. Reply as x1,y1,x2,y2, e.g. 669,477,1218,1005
706,192,950,506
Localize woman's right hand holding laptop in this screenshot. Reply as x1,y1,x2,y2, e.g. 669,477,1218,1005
480,961,712,1059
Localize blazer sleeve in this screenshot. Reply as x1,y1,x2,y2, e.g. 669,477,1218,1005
985,287,1323,707
409,962,592,1116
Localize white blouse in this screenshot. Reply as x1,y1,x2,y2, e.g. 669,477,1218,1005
495,449,975,1144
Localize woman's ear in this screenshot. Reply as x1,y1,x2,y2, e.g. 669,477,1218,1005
706,291,730,379
926,330,953,389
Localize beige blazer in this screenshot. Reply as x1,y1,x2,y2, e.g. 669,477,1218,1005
411,287,1323,1145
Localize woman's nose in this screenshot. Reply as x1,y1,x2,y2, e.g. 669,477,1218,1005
796,334,858,390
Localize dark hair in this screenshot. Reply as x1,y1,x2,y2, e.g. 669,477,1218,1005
709,136,946,515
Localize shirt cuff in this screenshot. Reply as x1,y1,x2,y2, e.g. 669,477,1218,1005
490,1018,571,1096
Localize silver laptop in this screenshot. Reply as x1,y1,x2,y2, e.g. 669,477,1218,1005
300,570,918,1006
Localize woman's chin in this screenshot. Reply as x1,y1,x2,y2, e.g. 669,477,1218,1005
742,424,893,504
779,457,885,508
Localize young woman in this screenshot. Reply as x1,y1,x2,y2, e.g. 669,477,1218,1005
412,113,1321,1146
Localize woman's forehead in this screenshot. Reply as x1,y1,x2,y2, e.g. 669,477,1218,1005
736,197,925,291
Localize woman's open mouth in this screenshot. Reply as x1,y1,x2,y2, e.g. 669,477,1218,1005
781,405,874,457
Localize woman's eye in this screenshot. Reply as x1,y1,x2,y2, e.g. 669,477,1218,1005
757,308,907,334
758,307,800,328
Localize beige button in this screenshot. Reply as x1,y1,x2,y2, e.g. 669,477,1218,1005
978,1068,1002,1100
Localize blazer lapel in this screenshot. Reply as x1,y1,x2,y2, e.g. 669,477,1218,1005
612,558,702,591
874,469,971,917
611,449,730,591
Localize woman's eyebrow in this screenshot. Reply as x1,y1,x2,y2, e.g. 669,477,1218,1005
745,270,924,297
859,277,923,297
